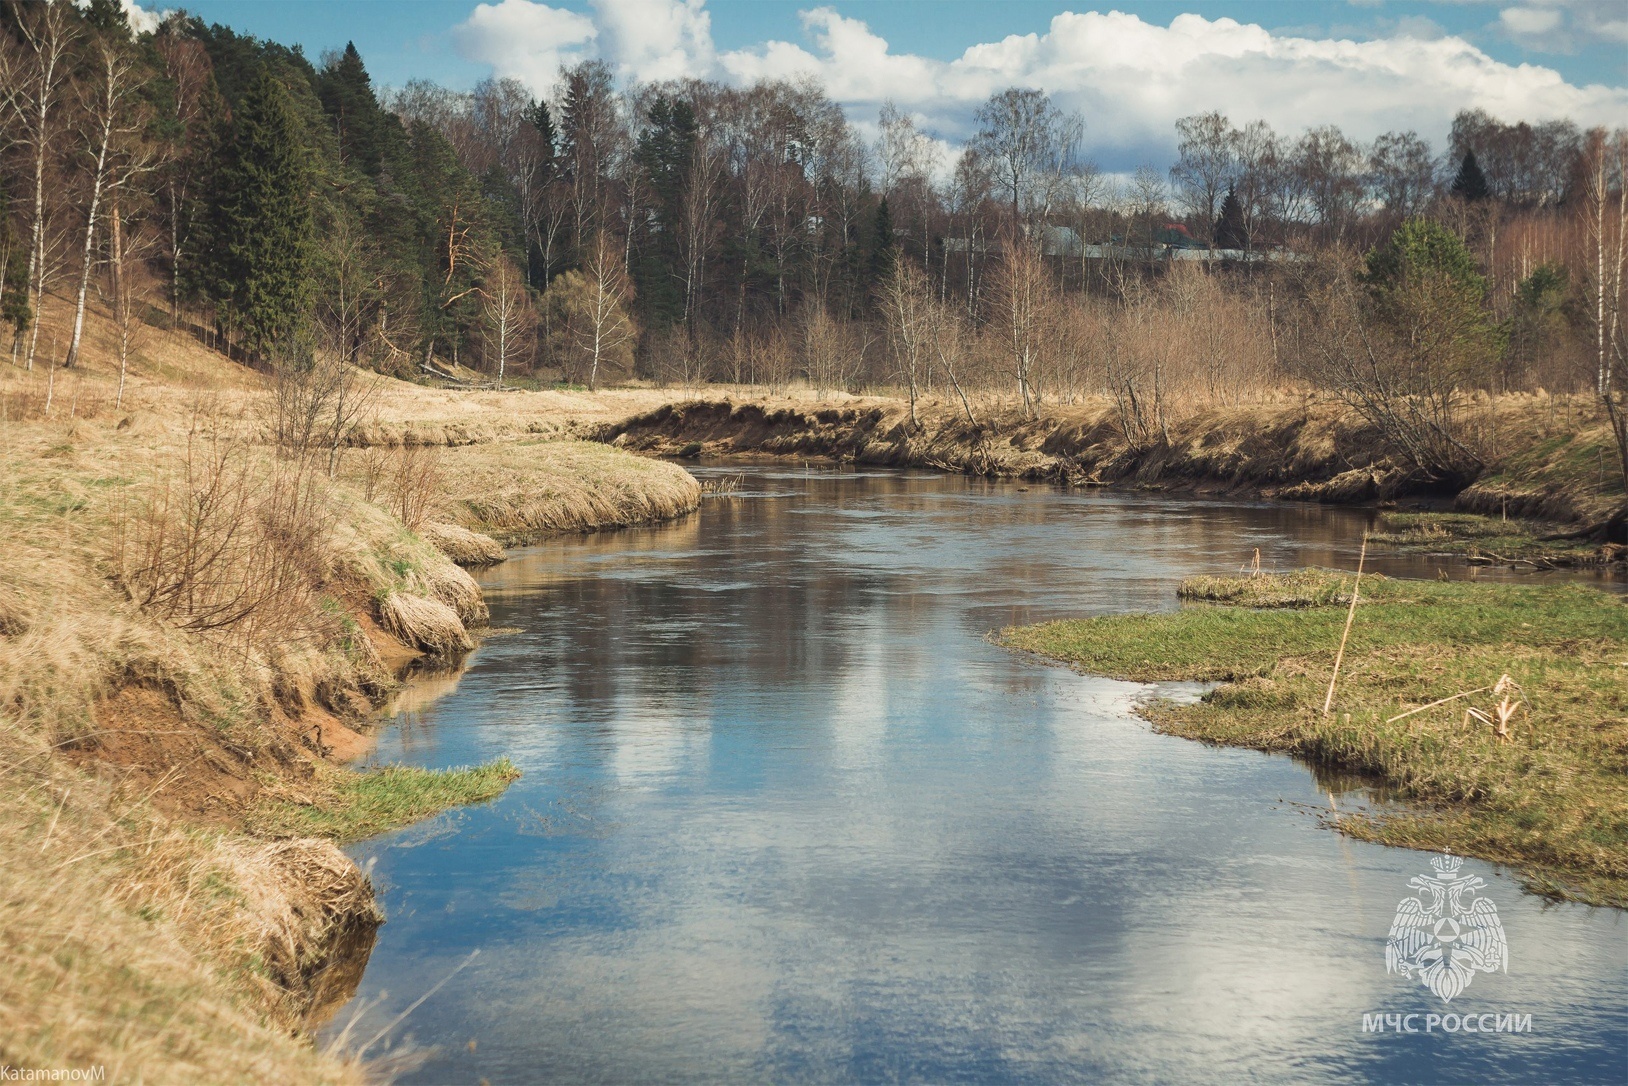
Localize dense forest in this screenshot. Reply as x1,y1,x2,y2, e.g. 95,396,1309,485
1,0,1624,482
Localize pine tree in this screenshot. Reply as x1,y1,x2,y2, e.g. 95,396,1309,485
1451,150,1490,202
1214,185,1246,250
205,71,314,355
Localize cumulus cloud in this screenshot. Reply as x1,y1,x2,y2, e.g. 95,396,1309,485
592,0,715,82
74,0,168,36
451,1,1628,166
453,0,598,92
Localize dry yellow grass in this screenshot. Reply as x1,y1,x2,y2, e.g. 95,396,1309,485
420,522,506,566
0,724,369,1083
436,438,701,541
0,294,703,1080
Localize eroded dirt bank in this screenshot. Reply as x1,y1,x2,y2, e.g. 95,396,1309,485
602,394,1626,531
0,301,701,1081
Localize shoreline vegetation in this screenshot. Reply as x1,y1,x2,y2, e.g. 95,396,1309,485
1000,569,1628,908
0,303,698,1079
2,297,1623,1079
602,393,1628,551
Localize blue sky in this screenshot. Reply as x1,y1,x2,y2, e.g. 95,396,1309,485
164,1,1628,171
173,1,1627,90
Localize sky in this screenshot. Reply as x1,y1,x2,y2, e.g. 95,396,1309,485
160,0,1628,171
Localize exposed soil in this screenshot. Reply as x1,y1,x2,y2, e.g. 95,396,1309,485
68,686,287,823
601,396,1625,529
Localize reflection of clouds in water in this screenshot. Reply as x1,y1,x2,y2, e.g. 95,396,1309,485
609,706,709,786
339,469,1627,1083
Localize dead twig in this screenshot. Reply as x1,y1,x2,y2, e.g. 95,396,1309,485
1322,536,1367,716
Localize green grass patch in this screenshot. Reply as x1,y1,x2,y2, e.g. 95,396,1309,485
1369,511,1602,562
1000,571,1628,906
250,758,521,843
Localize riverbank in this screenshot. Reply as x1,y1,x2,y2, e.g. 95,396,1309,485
0,302,699,1077
601,393,1627,538
1001,570,1628,907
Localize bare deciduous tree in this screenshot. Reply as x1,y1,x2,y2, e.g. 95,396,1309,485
1580,127,1628,489
990,231,1056,418
970,88,1084,224
877,254,931,428
480,250,536,388
1170,111,1235,243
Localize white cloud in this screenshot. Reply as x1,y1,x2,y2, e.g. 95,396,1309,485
452,0,598,93
451,2,1628,167
1500,5,1564,36
1493,0,1628,53
122,0,164,35
74,0,168,36
592,0,715,82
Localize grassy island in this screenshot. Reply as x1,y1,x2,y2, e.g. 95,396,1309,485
1001,571,1628,907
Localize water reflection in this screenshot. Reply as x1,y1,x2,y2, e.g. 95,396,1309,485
331,467,1627,1084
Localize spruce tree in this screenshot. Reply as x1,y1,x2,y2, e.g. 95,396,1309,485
526,99,558,180
1450,150,1490,202
1214,186,1246,250
317,42,387,176
205,71,313,356
870,196,895,285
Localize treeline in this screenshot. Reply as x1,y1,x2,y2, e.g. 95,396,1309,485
0,0,1624,475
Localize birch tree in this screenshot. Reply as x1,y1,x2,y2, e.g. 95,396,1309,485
877,253,930,428
1581,127,1628,489
5,0,77,369
990,231,1056,418
480,251,535,388
65,40,153,369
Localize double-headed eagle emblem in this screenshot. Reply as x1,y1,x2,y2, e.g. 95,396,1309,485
1386,853,1508,1002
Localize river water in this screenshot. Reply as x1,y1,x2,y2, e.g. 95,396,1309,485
328,465,1627,1084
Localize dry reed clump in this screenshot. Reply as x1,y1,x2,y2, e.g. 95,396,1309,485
378,593,473,656
439,438,701,540
203,836,383,1000
420,559,489,626
323,494,489,633
419,521,506,566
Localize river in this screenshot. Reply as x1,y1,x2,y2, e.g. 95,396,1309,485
326,464,1627,1084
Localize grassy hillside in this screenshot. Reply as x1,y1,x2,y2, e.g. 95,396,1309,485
0,297,698,1079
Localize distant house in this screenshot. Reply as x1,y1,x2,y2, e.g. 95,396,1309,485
940,222,1302,264
1155,223,1205,249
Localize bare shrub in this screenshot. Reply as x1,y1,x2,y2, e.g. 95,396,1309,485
389,444,443,530
354,445,391,504
112,428,336,650
1286,243,1494,482
271,344,380,477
